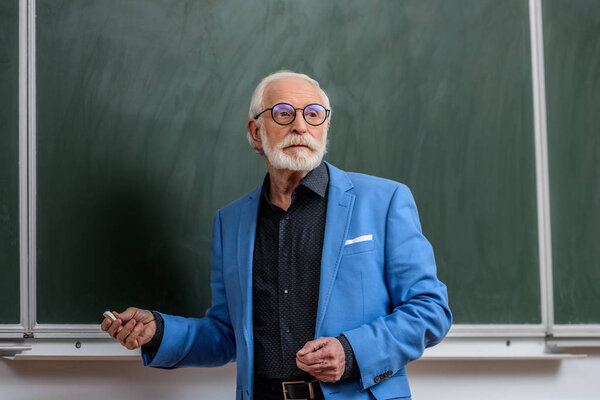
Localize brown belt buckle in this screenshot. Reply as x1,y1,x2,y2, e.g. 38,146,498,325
282,381,315,400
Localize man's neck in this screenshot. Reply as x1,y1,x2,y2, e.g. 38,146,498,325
266,164,310,211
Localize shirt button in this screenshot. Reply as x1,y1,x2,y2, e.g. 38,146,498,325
283,289,289,294
283,251,288,257
285,328,291,333
285,215,290,220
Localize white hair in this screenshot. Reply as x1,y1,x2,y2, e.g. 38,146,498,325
247,70,332,154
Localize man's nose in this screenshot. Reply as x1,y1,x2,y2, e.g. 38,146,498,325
290,110,308,134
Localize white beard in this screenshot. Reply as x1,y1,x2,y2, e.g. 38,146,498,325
260,126,328,171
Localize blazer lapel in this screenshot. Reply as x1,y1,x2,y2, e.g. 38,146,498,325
315,163,355,337
238,186,261,338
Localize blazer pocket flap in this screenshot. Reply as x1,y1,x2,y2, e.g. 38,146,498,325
343,235,374,255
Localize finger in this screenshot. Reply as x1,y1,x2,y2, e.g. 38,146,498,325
296,357,310,373
297,350,344,383
100,318,112,332
116,318,137,344
106,318,122,338
297,365,332,383
124,322,144,350
297,351,325,366
297,337,328,357
296,358,323,379
296,356,330,374
301,338,344,362
298,362,339,384
296,356,315,370
116,318,136,341
297,342,336,365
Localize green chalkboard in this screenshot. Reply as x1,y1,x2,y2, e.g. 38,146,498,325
36,0,539,325
544,0,600,324
0,0,20,325
324,0,540,324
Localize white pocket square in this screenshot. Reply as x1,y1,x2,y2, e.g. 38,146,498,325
344,234,373,246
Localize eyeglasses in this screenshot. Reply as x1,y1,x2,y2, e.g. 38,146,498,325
254,103,330,126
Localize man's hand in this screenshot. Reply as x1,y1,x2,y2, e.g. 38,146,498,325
296,337,346,383
100,307,156,350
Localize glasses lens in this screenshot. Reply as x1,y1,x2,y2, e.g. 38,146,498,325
272,104,296,125
304,104,327,125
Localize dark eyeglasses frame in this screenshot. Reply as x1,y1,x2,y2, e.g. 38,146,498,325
254,103,330,126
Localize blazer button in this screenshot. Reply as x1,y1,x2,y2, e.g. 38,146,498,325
386,370,392,377
374,376,381,383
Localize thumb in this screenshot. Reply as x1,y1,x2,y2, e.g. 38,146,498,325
113,307,138,322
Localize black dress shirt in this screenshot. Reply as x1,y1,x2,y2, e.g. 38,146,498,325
252,162,329,379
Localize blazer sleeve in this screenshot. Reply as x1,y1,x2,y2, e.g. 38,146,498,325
142,210,236,368
341,184,452,390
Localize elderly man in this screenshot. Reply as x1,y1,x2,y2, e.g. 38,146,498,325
102,71,452,400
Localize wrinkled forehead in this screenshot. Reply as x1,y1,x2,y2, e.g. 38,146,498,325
263,77,324,107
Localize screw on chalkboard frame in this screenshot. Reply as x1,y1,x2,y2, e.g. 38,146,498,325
23,332,34,339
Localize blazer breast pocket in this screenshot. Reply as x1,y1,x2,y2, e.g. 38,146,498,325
343,235,375,255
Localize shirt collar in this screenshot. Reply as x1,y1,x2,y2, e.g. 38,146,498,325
260,161,329,202
298,161,328,197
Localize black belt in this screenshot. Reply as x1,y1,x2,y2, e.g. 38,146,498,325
254,376,324,400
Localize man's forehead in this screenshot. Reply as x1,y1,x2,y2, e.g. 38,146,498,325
263,77,324,106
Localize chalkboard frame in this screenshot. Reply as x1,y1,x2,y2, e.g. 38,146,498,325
29,0,546,337
0,0,27,339
539,0,600,343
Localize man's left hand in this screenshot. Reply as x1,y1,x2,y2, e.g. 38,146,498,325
296,337,345,382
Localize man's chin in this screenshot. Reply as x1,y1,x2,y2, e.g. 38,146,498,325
268,154,322,172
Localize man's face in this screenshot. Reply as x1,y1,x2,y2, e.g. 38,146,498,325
252,77,329,172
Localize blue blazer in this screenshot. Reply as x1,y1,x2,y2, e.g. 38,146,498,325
143,162,452,400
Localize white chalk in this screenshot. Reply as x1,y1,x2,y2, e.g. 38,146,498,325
103,311,117,321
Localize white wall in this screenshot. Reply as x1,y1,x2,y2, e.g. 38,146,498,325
0,359,235,400
1,349,599,400
407,348,599,400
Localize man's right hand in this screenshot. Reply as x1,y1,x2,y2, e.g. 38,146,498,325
101,307,156,350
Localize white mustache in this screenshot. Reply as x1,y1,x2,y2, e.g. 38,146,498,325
277,134,320,151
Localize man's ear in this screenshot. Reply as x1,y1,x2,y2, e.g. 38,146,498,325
247,119,263,152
